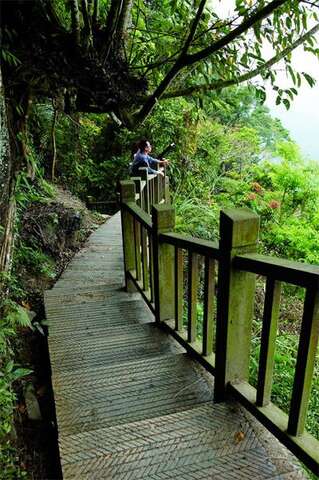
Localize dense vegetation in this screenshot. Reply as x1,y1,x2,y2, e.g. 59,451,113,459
1,0,319,478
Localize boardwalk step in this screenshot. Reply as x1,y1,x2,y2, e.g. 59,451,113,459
48,324,181,373
44,284,135,302
46,299,153,334
50,276,123,289
59,402,281,480
53,353,213,436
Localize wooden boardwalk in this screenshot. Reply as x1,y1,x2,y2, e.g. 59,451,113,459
45,212,306,479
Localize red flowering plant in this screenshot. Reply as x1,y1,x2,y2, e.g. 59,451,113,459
268,200,280,209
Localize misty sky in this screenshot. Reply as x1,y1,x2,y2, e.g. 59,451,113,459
210,1,319,160
265,50,319,161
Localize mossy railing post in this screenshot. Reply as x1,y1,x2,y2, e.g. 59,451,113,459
131,177,142,209
214,209,259,401
139,168,150,214
153,163,160,204
152,204,175,323
120,180,136,292
164,176,170,203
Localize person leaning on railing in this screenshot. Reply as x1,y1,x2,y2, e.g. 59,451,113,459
130,140,169,176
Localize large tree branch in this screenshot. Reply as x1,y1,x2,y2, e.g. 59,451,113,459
115,0,133,47
160,24,319,100
184,0,287,65
81,0,93,48
134,0,288,125
92,0,99,29
104,0,123,61
81,0,91,32
181,0,207,55
70,0,81,46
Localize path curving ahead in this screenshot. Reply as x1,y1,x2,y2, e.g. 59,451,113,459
45,212,305,479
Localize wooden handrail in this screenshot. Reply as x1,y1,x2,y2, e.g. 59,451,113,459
159,232,219,259
122,202,152,230
234,252,319,287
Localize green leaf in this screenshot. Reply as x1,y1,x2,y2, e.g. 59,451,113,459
5,360,14,373
11,368,33,381
8,305,32,328
302,72,316,87
283,98,290,110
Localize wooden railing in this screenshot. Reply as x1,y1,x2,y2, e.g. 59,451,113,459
119,179,319,476
130,165,169,214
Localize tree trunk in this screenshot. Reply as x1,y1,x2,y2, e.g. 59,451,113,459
0,66,15,304
0,68,30,298
51,106,58,181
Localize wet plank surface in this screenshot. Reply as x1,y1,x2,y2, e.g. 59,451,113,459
45,212,305,479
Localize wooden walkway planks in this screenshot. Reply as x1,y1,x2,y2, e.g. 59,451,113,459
45,212,306,479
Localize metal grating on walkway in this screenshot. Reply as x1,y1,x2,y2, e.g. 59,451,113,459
45,212,306,479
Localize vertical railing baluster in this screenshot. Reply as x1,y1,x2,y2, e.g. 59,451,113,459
203,256,215,356
154,169,159,204
149,179,153,209
149,231,155,302
288,284,319,436
134,219,142,281
140,169,149,213
141,226,149,291
164,176,170,204
175,247,183,332
132,177,142,208
159,172,163,202
188,252,199,343
152,178,156,206
256,278,281,406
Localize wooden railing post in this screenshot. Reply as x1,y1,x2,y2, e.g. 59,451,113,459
131,177,142,208
164,176,170,204
152,204,175,322
119,180,136,292
154,163,160,204
139,168,150,213
214,208,259,401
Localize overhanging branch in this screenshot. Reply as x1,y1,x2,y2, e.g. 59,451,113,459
181,0,207,55
160,24,319,100
184,0,287,65
70,0,81,46
134,0,287,125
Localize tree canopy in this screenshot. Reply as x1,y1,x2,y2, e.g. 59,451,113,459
2,0,319,127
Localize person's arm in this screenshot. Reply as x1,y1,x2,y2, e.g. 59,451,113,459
147,155,160,167
147,155,169,168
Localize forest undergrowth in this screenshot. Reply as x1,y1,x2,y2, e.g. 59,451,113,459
0,178,104,479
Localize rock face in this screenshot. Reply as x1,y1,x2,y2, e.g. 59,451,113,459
14,187,104,310
21,202,83,255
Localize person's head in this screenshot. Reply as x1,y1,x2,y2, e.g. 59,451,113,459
138,139,152,154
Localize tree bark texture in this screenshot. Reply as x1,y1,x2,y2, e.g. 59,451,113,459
0,69,30,281
51,105,58,181
0,67,16,300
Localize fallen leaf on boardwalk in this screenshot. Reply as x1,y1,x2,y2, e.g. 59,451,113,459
234,431,245,443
